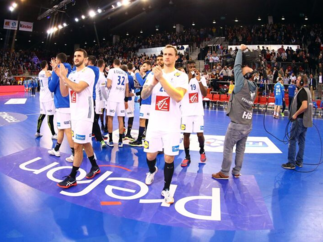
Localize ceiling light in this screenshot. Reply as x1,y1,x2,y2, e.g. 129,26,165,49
140,30,143,33
305,16,308,21
235,18,238,22
12,3,17,8
173,25,176,28
103,38,105,40
9,6,14,11
213,20,216,24
281,16,285,20
126,32,129,36
81,15,86,19
63,23,67,27
97,9,102,13
122,0,130,5
89,10,96,18
65,44,67,46
58,25,63,29
258,17,261,21
156,28,159,31
192,22,195,26
117,2,122,7
75,18,79,22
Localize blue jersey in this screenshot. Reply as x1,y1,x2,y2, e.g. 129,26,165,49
48,63,72,109
127,73,135,101
274,83,284,99
136,71,152,105
87,65,99,100
288,84,296,97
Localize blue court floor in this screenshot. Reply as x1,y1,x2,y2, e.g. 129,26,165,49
0,91,322,242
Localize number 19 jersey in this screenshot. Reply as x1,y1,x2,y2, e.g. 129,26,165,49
107,67,129,103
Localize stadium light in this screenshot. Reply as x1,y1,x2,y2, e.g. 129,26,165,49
281,16,285,20
213,20,216,24
81,15,86,19
258,17,261,21
305,16,308,21
140,30,143,33
97,9,102,13
235,18,238,22
192,22,195,26
126,32,129,36
173,25,176,28
58,25,63,29
63,23,67,27
89,10,96,18
12,3,17,8
9,6,14,11
122,0,130,5
75,18,79,22
117,2,122,7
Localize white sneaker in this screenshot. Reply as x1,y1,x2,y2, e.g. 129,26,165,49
161,189,174,204
145,166,158,185
48,148,60,157
52,134,58,140
35,132,42,138
65,155,74,162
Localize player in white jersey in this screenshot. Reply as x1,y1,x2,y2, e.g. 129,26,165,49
142,45,188,204
35,60,57,139
180,60,208,167
55,48,100,189
106,59,129,147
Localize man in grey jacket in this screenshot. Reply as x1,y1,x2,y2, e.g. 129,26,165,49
212,44,257,179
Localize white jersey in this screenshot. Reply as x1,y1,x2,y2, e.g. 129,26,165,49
38,70,53,102
145,69,188,132
68,67,95,122
107,67,129,103
96,72,107,103
181,77,207,117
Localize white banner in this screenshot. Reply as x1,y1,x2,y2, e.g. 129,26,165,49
3,19,18,30
19,21,33,32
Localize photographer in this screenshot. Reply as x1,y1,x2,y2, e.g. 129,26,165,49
212,44,257,179
282,75,313,169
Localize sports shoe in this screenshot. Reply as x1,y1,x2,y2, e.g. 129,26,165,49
181,157,191,167
296,162,303,168
129,140,143,147
118,141,123,148
52,134,58,140
101,140,107,148
212,172,229,179
200,153,207,163
35,132,42,138
125,134,135,141
108,141,114,147
161,189,174,204
57,176,77,189
232,173,241,178
86,166,101,179
281,113,285,117
104,134,109,140
65,155,74,163
145,166,158,185
281,162,296,170
48,148,60,157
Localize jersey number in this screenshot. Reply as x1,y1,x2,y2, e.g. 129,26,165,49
117,76,125,86
190,84,196,90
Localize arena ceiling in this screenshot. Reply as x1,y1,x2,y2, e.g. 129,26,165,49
0,0,322,52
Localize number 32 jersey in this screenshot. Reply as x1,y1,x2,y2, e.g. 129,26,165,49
181,77,207,117
145,69,188,132
107,67,129,103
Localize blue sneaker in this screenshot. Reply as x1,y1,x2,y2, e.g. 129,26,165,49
118,141,123,148
108,141,114,147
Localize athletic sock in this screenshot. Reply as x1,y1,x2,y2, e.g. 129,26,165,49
119,134,123,142
147,158,156,173
69,166,79,179
198,135,205,154
54,142,61,152
37,114,45,133
126,127,132,136
88,155,98,168
47,115,56,135
184,147,190,159
137,126,145,142
71,147,75,156
109,133,113,142
163,162,174,191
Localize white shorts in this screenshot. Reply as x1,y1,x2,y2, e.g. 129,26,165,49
40,100,56,115
95,100,105,115
106,101,125,117
140,104,151,119
144,130,181,156
56,108,71,130
181,115,204,133
71,119,93,144
126,98,135,118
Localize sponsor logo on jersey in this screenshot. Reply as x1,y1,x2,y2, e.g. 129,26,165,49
174,72,181,77
70,90,76,103
189,93,199,103
155,96,170,111
140,113,144,117
144,140,149,149
172,145,179,152
75,134,86,140
181,124,186,130
64,121,70,125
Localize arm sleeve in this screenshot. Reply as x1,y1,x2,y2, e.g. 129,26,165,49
233,50,245,93
144,73,153,86
80,69,94,86
135,73,145,86
48,72,58,92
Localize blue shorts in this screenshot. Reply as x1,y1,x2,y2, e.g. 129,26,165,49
275,97,282,106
